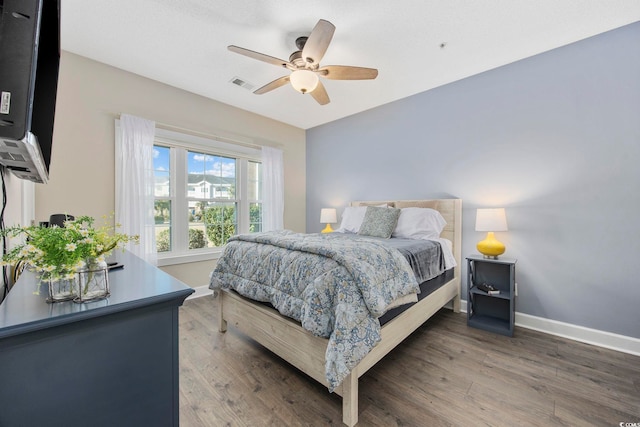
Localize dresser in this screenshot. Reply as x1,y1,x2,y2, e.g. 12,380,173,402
0,251,194,427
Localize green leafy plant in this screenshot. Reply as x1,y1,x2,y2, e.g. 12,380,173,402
188,228,206,249
1,215,139,280
199,204,262,247
203,205,237,247
156,228,206,252
156,229,170,252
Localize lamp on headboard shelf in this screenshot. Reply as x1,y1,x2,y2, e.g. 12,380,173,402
475,208,508,259
320,208,337,233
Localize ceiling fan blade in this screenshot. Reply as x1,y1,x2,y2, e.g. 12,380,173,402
302,19,335,66
318,65,378,80
254,76,290,95
310,80,330,105
228,45,291,68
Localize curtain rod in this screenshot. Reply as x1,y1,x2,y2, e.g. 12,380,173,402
113,112,282,150
155,121,264,150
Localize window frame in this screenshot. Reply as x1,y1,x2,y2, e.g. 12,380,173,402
153,128,262,266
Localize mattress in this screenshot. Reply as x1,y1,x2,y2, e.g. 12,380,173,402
356,235,447,284
372,236,453,325
378,267,454,326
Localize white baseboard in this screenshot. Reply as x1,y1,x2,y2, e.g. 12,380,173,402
187,289,640,356
187,285,214,300
460,300,640,356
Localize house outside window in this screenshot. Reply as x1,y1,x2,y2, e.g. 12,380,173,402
153,129,262,265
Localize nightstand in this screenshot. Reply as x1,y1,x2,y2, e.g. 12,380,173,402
466,255,517,337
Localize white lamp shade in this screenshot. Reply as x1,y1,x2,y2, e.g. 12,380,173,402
320,208,337,224
475,208,508,232
290,70,319,94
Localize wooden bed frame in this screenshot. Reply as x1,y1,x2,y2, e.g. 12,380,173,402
217,199,462,426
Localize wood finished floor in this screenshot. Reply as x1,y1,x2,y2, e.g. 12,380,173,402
179,295,640,426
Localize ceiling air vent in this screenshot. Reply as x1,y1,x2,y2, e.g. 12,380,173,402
229,77,254,91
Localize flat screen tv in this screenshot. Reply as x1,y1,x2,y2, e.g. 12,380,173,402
0,0,60,184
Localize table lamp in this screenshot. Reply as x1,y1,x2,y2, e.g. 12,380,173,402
475,208,508,259
320,208,337,233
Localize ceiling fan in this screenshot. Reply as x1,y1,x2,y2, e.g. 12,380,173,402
228,19,378,105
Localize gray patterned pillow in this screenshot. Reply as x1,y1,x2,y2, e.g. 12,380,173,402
358,206,401,238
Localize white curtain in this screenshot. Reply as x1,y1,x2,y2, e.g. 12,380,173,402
262,146,284,231
115,114,157,264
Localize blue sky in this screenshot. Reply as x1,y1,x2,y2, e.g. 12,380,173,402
153,146,236,177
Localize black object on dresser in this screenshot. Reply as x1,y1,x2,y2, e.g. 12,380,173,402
467,255,517,337
0,250,194,427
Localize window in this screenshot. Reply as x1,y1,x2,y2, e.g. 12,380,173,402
153,130,262,264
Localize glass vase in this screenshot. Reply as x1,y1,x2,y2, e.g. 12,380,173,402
46,276,77,303
74,259,110,303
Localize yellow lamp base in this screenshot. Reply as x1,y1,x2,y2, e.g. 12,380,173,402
321,224,334,233
477,231,505,259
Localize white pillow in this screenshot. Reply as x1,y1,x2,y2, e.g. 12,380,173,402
336,204,388,233
392,207,447,240
336,206,369,233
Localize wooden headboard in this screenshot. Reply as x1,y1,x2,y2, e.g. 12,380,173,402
350,199,463,278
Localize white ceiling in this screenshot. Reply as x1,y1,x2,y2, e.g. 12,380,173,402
61,1,640,130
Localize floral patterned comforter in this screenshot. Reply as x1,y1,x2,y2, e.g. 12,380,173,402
209,230,419,391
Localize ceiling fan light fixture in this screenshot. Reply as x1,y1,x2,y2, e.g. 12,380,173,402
289,69,319,94
228,19,377,105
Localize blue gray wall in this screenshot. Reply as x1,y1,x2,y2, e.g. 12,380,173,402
306,22,640,338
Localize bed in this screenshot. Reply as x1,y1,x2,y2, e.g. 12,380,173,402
210,199,462,426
